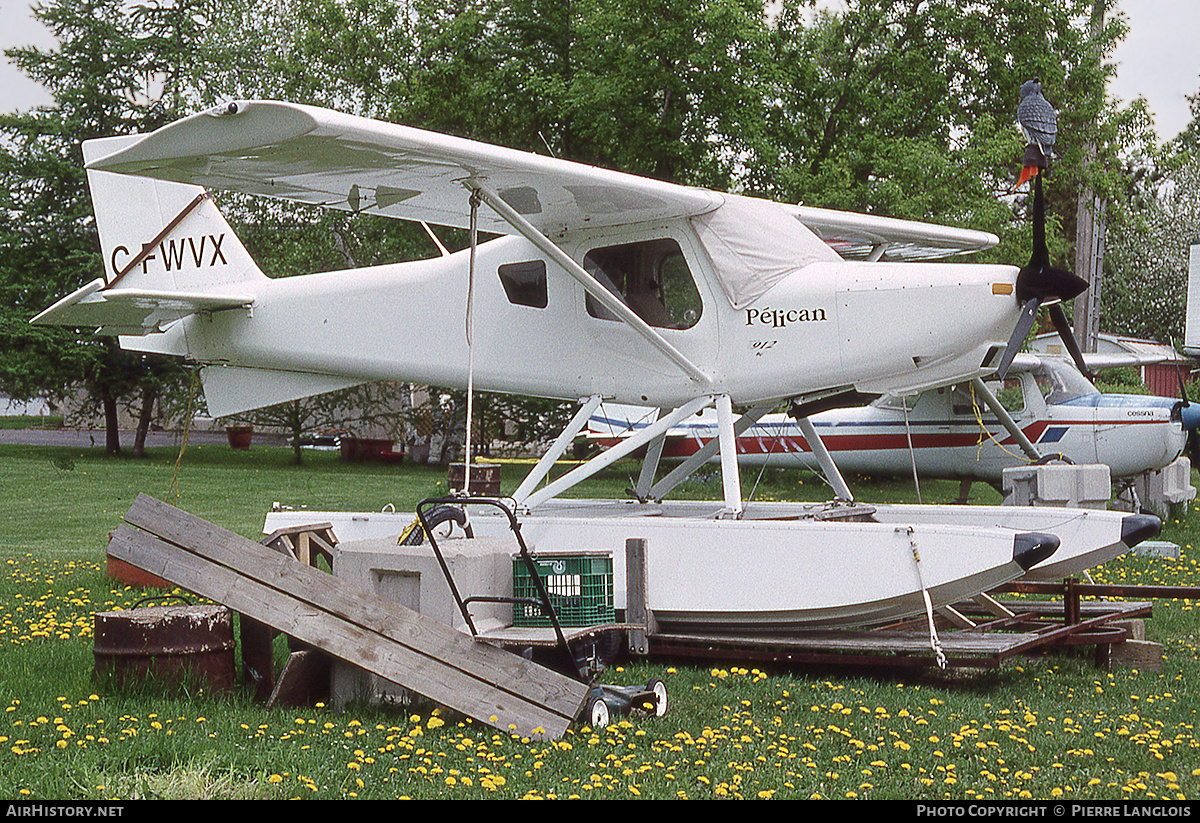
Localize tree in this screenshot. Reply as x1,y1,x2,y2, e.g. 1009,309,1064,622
755,0,1126,241
222,382,414,465
5,0,1148,459
1101,103,1200,345
0,0,212,454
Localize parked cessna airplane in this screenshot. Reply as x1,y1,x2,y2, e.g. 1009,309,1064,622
579,352,1195,486
34,101,1158,633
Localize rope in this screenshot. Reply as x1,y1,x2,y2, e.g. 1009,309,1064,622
906,527,947,669
902,401,921,504
168,368,200,504
463,189,481,497
969,381,1026,462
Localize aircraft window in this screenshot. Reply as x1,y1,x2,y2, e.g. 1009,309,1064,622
498,260,548,309
993,379,1025,413
583,238,702,329
951,379,1024,415
1032,360,1098,404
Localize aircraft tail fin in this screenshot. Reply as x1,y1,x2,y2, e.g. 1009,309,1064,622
32,134,266,335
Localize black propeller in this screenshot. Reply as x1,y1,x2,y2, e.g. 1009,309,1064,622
995,173,1091,380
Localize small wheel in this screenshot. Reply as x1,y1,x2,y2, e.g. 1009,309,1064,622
646,678,668,717
586,694,611,728
404,506,473,545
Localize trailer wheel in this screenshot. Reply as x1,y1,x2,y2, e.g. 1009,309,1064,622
585,694,611,728
646,678,668,717
401,505,473,545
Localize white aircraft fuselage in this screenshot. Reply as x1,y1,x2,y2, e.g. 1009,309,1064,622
130,228,1020,417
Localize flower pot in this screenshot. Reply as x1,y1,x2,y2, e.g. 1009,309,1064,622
226,426,253,449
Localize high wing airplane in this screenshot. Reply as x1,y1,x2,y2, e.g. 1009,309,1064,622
34,101,1159,633
579,352,1196,488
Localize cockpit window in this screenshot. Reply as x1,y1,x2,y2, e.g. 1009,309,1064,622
1032,359,1099,404
583,238,703,329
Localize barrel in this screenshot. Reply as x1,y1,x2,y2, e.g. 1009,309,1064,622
93,602,236,692
448,462,502,496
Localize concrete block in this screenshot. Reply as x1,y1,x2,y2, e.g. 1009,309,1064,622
1003,463,1111,509
1134,457,1197,520
330,535,517,708
1132,540,1181,559
334,535,515,633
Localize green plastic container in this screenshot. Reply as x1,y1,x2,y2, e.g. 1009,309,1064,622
511,554,615,627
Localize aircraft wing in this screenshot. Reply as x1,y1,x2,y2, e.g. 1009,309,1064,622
1033,334,1191,370
789,205,999,261
84,101,725,235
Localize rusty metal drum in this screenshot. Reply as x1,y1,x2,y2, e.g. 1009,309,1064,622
448,462,502,496
93,599,236,692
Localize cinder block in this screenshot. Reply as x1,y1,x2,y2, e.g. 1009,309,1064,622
1134,457,1197,520
330,535,516,708
1132,540,1181,559
1002,463,1111,509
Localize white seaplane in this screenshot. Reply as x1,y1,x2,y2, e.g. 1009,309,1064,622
34,101,1160,632
580,352,1195,488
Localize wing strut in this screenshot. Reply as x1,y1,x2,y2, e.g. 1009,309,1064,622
520,396,715,510
969,377,1042,461
466,182,712,386
647,401,775,502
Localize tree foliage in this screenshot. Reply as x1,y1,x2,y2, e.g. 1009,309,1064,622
1102,122,1200,345
0,0,213,454
223,382,415,466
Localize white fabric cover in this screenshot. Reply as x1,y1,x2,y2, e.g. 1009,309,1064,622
692,194,839,309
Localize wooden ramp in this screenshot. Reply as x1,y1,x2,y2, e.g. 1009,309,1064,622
107,494,590,739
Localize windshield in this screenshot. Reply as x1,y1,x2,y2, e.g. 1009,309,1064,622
1033,358,1100,404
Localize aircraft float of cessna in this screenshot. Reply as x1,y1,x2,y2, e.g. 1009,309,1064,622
34,100,1160,633
580,352,1196,488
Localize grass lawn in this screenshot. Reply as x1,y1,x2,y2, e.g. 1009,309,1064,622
1,440,1197,800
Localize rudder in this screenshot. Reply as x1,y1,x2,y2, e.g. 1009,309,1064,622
84,135,267,293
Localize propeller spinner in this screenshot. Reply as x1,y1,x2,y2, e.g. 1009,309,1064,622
996,173,1090,380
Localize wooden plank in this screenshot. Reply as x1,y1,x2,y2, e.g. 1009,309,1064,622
123,495,584,717
261,523,336,568
625,538,653,656
109,525,582,738
114,496,589,737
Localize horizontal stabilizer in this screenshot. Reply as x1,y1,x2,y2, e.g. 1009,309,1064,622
31,278,254,336
201,365,364,418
